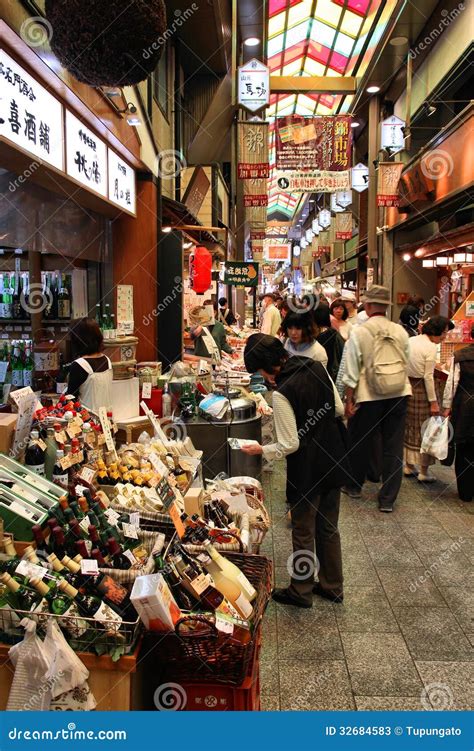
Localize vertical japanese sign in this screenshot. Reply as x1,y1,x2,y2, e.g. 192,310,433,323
0,49,63,170
335,212,353,240
275,115,352,171
65,110,107,196
108,149,136,214
238,122,269,178
237,59,269,113
377,162,404,207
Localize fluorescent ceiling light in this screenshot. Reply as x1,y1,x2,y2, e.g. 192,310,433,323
244,37,260,47
366,85,380,94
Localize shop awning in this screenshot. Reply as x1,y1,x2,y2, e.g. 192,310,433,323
161,196,225,257
397,223,474,259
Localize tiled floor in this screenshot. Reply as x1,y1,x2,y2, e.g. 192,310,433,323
259,462,474,711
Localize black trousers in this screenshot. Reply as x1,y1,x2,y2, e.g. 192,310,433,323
348,396,409,506
455,440,474,502
288,489,343,605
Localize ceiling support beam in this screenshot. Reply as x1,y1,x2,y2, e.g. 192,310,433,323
270,76,357,94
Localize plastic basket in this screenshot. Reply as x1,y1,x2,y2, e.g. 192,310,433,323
150,553,272,686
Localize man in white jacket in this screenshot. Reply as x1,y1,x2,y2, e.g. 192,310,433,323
260,293,282,337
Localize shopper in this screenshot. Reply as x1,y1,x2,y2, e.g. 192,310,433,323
68,318,113,412
282,311,328,367
330,298,352,341
242,334,351,607
443,324,474,502
188,304,233,362
404,315,453,482
399,304,421,337
341,290,358,321
217,297,236,326
313,304,345,382
260,293,282,337
342,285,411,511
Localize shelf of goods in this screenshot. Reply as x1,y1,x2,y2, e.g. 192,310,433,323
0,396,272,711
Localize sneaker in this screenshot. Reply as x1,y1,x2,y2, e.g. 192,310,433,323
403,467,418,477
379,502,393,513
418,474,436,483
313,582,344,603
341,486,362,500
272,587,312,609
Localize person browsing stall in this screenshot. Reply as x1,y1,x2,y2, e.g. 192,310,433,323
189,304,233,362
282,311,328,367
67,318,113,413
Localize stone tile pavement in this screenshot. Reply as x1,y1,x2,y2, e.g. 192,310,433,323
259,461,473,711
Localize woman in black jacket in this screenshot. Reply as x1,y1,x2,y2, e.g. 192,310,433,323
241,334,351,608
313,304,345,381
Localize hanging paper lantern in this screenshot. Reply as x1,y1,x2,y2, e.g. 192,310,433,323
45,0,167,86
189,246,212,294
318,209,331,229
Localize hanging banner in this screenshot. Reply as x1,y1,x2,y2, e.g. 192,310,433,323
264,244,291,262
377,162,404,207
224,261,259,287
237,59,269,113
335,212,353,240
250,230,266,240
380,115,405,153
243,194,268,207
275,170,350,193
351,162,369,192
275,115,352,171
238,122,269,179
243,176,268,207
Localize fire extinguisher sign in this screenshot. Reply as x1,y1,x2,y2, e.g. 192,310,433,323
224,262,259,287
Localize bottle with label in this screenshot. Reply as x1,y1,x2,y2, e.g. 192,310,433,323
162,384,172,417
0,572,43,613
202,540,257,602
56,353,68,395
44,427,57,480
106,537,134,570
172,554,224,610
160,560,197,611
12,271,22,319
23,342,34,388
20,273,30,319
202,556,253,619
30,577,89,638
52,450,69,488
2,274,13,318
62,579,124,632
46,553,83,590
24,431,45,476
50,526,67,560
57,275,71,319
10,343,24,388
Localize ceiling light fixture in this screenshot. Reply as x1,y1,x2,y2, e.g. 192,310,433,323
390,36,408,46
366,85,380,94
244,37,260,47
403,253,411,262
126,115,141,126
351,121,360,128
422,259,435,268
162,226,172,233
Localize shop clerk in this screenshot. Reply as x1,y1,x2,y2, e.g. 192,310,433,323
67,318,113,413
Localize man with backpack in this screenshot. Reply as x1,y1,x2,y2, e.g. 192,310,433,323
342,285,412,512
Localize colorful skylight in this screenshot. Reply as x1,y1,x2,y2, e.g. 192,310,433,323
266,0,398,219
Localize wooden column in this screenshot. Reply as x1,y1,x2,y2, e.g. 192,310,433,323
112,176,158,362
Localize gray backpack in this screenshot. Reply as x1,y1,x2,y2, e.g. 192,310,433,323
364,321,408,395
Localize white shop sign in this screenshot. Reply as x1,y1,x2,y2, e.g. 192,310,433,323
380,115,405,153
108,148,136,214
237,59,269,112
0,49,63,170
66,110,107,197
351,162,369,193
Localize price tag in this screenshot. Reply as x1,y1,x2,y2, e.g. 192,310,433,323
56,382,68,395
104,508,121,527
98,407,118,459
16,560,46,580
80,559,99,575
60,454,73,471
97,433,106,446
122,522,139,540
69,450,84,466
79,514,91,535
142,382,152,400
123,549,138,566
36,439,47,452
55,430,67,445
129,512,140,527
149,451,169,478
79,466,96,484
168,500,185,538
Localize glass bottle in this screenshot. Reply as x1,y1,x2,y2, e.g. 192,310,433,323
10,343,24,389
24,430,45,475
172,554,224,610
44,427,57,480
202,540,256,602
52,450,69,488
57,274,71,320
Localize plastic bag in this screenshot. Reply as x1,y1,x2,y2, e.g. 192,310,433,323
42,619,97,710
7,619,51,711
421,416,450,461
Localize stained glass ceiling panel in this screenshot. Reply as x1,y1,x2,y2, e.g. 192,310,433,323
266,0,395,220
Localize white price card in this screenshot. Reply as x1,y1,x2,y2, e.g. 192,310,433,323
16,560,46,581
122,522,139,540
142,382,152,400
98,407,118,459
79,466,96,484
129,512,140,527
149,451,169,478
79,515,91,535
80,559,99,575
104,508,121,527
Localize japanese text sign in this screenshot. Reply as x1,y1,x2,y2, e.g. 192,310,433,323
224,262,259,287
66,110,107,197
275,115,352,171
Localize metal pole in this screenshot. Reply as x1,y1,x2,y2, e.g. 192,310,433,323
367,95,380,283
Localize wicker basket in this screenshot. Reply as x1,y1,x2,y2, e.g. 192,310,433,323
97,529,161,589
150,553,273,686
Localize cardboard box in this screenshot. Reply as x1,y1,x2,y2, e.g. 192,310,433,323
0,414,17,454
130,573,182,632
183,487,203,516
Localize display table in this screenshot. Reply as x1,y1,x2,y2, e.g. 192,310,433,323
0,642,141,711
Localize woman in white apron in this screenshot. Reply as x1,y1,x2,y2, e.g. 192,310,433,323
68,318,113,413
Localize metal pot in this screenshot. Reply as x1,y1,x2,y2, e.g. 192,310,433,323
226,397,256,421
